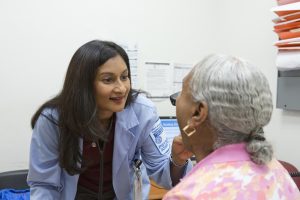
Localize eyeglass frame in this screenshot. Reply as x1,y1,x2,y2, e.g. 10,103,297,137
169,92,180,106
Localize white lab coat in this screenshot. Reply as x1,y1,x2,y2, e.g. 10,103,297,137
27,95,192,200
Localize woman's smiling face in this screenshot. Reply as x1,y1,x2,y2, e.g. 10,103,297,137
94,55,131,120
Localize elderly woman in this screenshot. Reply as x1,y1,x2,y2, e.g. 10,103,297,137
163,54,300,199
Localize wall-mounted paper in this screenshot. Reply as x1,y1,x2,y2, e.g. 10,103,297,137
144,62,173,98
121,43,139,88
173,63,193,93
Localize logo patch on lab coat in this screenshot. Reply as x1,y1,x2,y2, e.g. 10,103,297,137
150,119,170,154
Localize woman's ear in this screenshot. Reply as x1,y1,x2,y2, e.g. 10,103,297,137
190,101,208,127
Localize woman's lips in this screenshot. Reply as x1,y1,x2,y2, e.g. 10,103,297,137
110,96,124,104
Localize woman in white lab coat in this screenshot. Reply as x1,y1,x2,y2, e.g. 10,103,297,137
27,40,193,200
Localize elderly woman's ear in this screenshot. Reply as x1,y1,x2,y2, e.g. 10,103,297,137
189,101,208,128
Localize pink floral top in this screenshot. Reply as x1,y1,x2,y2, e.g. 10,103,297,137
163,143,300,200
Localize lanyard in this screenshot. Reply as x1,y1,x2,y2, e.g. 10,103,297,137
133,159,142,200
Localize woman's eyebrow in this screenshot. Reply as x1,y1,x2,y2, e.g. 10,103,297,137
98,69,128,76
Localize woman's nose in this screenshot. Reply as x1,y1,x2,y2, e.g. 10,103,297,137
113,79,126,93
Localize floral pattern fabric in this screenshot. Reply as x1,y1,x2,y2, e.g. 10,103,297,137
163,143,300,200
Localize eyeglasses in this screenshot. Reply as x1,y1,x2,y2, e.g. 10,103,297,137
169,92,180,106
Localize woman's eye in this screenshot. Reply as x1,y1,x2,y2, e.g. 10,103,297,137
102,78,113,83
121,75,129,81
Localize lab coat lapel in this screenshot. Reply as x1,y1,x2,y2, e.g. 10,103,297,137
113,105,139,198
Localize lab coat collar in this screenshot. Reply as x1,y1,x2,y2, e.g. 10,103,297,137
116,104,139,130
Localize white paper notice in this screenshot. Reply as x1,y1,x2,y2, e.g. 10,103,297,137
173,63,193,92
121,43,139,88
144,62,173,97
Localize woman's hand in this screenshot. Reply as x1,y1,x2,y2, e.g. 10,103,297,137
171,135,193,166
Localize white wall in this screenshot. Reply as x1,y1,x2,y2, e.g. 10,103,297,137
1,0,299,172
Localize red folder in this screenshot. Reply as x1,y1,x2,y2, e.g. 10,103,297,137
277,0,300,6
278,31,300,39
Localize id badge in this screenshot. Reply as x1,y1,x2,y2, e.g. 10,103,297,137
133,159,142,200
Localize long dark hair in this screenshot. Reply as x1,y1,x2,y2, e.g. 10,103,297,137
31,40,137,175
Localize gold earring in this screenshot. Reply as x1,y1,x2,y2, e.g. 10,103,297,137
182,124,196,137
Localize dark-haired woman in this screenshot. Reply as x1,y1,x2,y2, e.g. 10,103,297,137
27,40,192,200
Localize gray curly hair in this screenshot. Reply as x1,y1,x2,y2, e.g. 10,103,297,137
189,54,273,165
